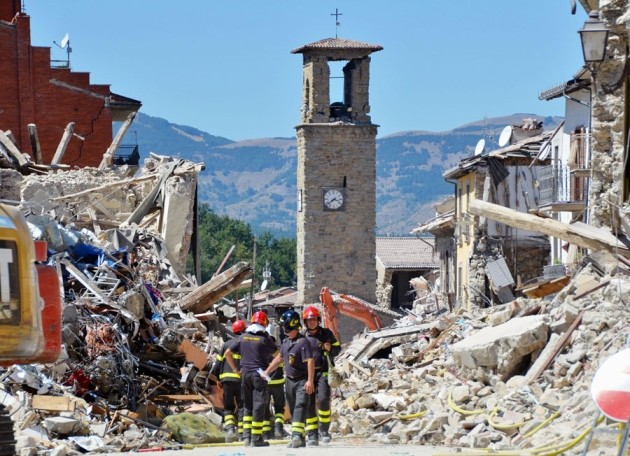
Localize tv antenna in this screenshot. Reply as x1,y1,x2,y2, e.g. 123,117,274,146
53,33,72,68
331,8,342,38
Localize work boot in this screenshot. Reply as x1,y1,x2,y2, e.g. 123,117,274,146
274,422,286,439
319,429,332,443
306,432,319,446
289,433,305,448
242,433,251,447
225,426,237,443
251,436,270,447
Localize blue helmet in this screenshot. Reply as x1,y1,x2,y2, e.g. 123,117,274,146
280,310,301,332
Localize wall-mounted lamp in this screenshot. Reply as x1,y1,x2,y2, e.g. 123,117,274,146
578,10,609,73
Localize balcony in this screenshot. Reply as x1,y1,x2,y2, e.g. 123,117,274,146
537,130,590,213
568,131,590,177
113,145,140,167
537,164,588,212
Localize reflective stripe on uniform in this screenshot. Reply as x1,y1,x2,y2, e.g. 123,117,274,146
252,421,264,436
224,414,236,426
268,378,285,385
220,372,241,380
291,421,305,436
318,409,331,423
306,416,318,432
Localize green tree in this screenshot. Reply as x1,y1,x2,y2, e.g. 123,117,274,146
193,204,296,289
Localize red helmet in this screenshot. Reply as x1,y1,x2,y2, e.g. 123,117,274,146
232,320,246,334
302,305,321,321
251,311,269,327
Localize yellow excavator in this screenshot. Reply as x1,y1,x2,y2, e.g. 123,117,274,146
0,203,62,455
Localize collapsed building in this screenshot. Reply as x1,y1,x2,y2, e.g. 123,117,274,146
0,140,262,452
1,132,629,455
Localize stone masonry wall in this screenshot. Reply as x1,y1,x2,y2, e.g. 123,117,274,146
296,124,377,306
590,0,629,228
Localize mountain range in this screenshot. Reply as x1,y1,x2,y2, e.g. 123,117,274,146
126,112,562,237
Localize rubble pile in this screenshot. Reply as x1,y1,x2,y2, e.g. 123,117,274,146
2,149,629,455
330,251,630,454
0,156,249,454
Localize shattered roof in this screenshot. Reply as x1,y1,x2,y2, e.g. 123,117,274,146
291,37,383,54
376,237,438,270
411,209,455,235
443,131,553,181
253,287,298,307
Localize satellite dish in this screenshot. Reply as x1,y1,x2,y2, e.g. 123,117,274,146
260,279,268,291
474,138,486,156
60,33,70,49
498,125,512,147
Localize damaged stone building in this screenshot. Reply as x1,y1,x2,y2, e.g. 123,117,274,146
414,121,553,310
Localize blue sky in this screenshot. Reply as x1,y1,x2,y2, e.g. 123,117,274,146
27,1,587,141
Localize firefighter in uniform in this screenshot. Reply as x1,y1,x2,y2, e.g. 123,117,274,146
303,305,341,444
209,319,246,443
264,310,315,448
225,311,277,447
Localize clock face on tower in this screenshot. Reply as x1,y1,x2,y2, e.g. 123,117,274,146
322,187,346,211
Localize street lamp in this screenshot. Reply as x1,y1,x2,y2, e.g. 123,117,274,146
578,10,609,71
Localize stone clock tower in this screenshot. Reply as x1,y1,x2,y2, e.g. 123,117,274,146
292,38,382,306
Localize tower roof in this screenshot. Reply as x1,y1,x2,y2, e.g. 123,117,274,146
291,37,383,54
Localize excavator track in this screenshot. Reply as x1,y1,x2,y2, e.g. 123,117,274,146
0,404,16,456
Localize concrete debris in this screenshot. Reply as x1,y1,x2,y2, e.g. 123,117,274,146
2,143,629,455
0,153,254,454
329,253,630,453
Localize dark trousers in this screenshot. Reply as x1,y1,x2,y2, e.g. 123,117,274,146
315,372,331,432
285,377,315,437
221,380,242,429
242,370,269,439
268,382,286,424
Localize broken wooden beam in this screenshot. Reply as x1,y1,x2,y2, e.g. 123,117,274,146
32,395,76,412
0,130,28,167
51,174,158,201
525,310,584,383
469,199,630,257
99,111,137,170
51,122,75,165
521,276,571,299
27,124,42,164
180,261,252,314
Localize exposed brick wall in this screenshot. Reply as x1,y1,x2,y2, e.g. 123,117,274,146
0,1,20,23
0,13,123,168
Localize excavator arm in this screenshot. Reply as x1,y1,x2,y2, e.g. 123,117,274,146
319,287,384,343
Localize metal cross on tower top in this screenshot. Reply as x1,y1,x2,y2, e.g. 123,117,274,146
331,8,343,38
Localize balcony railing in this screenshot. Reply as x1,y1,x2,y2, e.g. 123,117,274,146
113,145,140,166
50,59,70,69
537,130,590,212
538,164,589,210
568,131,590,174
